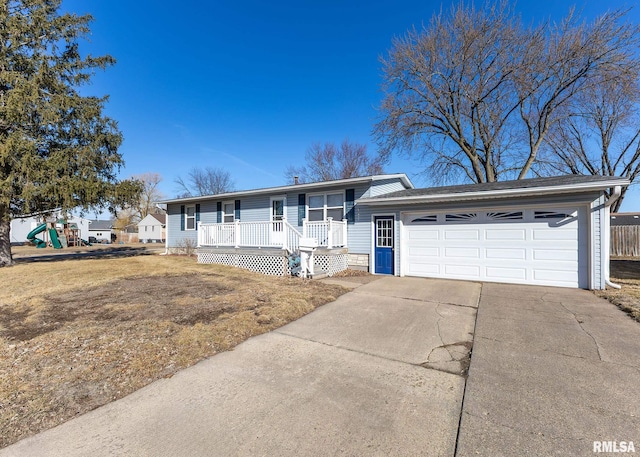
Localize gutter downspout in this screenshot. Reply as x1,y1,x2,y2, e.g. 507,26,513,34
604,186,622,289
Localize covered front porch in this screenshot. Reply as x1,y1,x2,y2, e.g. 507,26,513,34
196,218,349,277
197,218,348,251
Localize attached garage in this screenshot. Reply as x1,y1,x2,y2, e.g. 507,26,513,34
402,207,587,288
358,175,630,290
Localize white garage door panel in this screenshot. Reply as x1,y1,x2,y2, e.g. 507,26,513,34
403,207,587,288
485,266,527,280
445,230,480,240
533,249,578,261
485,248,526,259
408,263,440,275
485,229,526,240
445,247,480,258
532,228,577,240
445,264,481,276
409,230,439,240
409,246,440,256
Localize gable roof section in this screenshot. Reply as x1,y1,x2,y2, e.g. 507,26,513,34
88,220,112,230
358,175,630,206
160,174,414,204
151,214,166,224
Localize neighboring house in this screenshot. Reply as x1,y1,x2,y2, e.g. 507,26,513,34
138,214,166,243
610,212,640,226
88,220,113,242
10,211,91,244
162,173,629,290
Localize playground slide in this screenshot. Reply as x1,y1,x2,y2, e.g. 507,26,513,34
26,223,48,248
48,228,63,249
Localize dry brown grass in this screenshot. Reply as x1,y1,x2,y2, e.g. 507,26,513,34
596,258,640,322
0,254,348,449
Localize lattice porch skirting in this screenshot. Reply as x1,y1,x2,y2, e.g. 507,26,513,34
197,247,348,277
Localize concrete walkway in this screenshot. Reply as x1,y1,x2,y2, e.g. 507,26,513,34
457,283,640,456
1,276,480,457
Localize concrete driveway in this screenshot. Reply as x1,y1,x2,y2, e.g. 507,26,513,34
457,282,640,456
2,277,639,456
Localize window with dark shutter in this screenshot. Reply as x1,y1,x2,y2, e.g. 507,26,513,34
345,189,355,224
298,194,306,226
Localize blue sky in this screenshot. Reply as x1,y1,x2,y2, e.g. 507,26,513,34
62,0,640,210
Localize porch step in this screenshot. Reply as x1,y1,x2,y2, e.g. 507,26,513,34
310,270,329,280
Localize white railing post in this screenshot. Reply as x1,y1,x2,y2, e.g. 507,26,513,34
282,217,288,251
342,219,348,248
197,221,202,247
302,218,308,238
234,219,240,248
327,217,333,249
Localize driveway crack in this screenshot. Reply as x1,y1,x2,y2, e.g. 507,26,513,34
351,291,478,309
454,282,482,456
559,302,603,362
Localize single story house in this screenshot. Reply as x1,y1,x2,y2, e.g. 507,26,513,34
162,173,629,290
88,220,113,243
138,213,166,243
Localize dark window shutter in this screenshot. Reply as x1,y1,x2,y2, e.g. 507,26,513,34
216,202,222,223
180,205,185,231
195,204,200,226
345,189,355,224
235,200,241,220
298,194,306,226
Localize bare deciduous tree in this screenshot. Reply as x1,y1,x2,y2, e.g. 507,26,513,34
133,173,165,220
175,167,235,197
375,2,640,184
285,139,384,184
538,70,640,211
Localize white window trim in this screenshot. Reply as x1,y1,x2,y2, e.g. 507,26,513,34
185,204,196,231
307,191,345,222
222,201,236,223
270,195,287,222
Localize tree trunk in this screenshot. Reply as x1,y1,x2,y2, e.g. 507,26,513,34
0,217,14,267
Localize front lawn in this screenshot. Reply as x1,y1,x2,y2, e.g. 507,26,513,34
0,254,347,448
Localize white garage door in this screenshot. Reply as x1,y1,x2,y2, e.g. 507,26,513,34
403,208,588,288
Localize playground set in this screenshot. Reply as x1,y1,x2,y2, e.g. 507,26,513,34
26,219,91,249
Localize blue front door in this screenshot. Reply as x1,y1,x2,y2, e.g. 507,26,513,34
374,216,394,274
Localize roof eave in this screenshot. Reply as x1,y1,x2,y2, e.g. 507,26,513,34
161,173,413,204
357,179,630,206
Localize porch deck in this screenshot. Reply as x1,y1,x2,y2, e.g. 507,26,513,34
196,219,349,277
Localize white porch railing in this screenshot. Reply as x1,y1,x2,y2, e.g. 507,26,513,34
302,218,347,248
198,218,347,250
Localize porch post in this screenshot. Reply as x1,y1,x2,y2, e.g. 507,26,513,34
327,217,333,249
282,217,288,251
234,219,240,248
302,218,308,238
197,221,201,247
342,218,348,247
